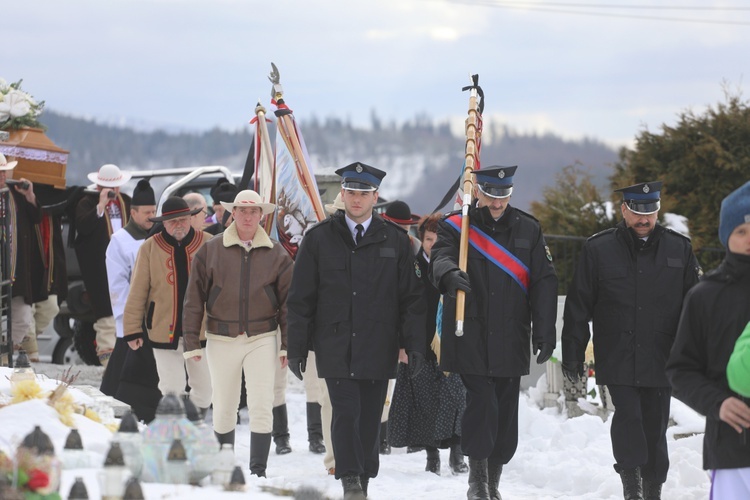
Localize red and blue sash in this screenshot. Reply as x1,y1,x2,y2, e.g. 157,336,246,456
446,214,530,295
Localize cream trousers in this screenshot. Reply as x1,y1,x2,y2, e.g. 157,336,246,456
152,337,212,409
207,332,277,434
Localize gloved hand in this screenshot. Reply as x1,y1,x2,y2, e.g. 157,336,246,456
561,360,584,383
288,357,307,381
408,351,425,378
534,342,555,364
443,269,471,297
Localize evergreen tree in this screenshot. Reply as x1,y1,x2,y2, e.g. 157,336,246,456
610,91,750,264
531,164,615,293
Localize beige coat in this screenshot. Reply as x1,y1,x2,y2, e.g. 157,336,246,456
182,222,293,359
123,229,210,349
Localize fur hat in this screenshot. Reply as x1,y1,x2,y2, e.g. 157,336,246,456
719,180,750,248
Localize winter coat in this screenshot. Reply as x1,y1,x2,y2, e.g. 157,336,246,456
8,189,42,304
727,321,750,397
562,221,700,387
182,222,293,358
123,227,209,349
666,252,750,470
429,205,558,377
416,250,440,362
286,212,426,380
73,192,131,318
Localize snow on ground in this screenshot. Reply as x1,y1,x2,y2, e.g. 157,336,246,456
1,368,710,499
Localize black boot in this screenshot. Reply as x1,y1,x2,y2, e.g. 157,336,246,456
249,432,272,477
272,404,292,455
617,466,644,500
449,441,469,474
425,446,441,475
214,429,235,449
306,402,326,454
467,458,490,500
360,474,370,497
642,478,662,500
379,421,391,455
341,474,366,500
487,458,503,500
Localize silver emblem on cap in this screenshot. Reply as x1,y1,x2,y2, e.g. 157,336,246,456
499,171,505,179
643,185,650,193
355,164,363,173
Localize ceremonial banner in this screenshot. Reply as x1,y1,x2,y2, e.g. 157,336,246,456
269,63,325,259
251,102,277,235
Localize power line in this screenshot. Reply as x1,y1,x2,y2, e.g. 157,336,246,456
465,1,750,11
443,0,750,26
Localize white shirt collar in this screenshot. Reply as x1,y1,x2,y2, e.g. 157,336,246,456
345,214,372,242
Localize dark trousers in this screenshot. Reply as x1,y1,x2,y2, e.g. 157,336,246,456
608,385,671,483
326,378,389,479
460,375,520,463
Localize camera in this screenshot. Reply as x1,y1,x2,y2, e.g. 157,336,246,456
107,190,116,199
6,179,30,190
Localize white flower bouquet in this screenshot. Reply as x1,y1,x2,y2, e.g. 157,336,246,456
0,79,45,131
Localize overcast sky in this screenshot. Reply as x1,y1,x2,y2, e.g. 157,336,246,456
5,0,749,148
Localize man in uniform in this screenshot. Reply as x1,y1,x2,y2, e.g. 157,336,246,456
562,181,701,500
430,165,558,500
287,162,426,500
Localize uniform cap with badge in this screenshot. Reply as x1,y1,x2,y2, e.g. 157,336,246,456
335,162,386,192
474,165,517,199
616,181,662,215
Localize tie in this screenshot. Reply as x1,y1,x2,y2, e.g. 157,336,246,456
355,224,364,245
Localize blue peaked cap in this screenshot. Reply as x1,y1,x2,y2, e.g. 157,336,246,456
615,181,662,215
336,162,386,191
475,165,517,198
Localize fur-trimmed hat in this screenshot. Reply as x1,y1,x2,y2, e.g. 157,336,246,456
719,180,750,248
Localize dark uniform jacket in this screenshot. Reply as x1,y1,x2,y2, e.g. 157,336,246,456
666,252,750,470
9,189,42,304
287,212,426,380
73,193,131,319
430,205,558,377
562,221,700,387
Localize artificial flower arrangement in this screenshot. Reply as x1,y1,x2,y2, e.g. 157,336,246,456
0,369,112,499
0,79,45,131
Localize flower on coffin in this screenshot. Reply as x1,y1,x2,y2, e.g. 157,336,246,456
0,79,46,131
11,378,47,404
50,392,76,427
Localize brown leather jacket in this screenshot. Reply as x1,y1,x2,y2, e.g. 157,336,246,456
182,222,293,358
